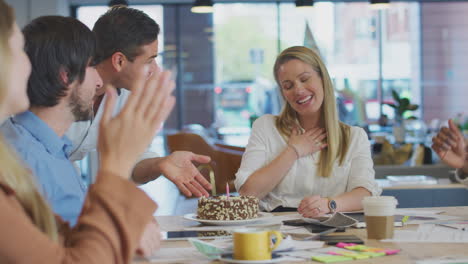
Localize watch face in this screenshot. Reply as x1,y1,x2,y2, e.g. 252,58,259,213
330,200,337,210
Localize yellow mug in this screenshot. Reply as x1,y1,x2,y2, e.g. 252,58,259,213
233,229,282,261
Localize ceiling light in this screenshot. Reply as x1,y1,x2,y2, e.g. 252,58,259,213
108,0,128,7
191,0,214,13
295,0,314,9
370,0,390,10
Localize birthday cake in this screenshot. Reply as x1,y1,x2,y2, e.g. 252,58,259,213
197,195,259,220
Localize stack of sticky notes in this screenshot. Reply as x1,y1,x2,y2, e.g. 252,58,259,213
311,243,400,263
336,242,400,255
312,255,354,263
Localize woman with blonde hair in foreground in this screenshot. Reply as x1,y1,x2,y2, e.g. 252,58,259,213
235,46,381,218
0,0,175,263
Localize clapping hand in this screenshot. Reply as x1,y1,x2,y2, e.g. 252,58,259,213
432,119,466,169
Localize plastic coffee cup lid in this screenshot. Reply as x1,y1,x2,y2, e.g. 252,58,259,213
363,196,398,205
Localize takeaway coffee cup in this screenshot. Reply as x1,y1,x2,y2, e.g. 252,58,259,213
233,228,282,260
362,196,398,239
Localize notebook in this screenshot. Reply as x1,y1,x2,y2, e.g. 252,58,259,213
303,212,359,228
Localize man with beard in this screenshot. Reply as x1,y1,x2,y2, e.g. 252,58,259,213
0,16,102,225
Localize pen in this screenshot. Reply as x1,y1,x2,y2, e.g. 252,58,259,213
435,223,467,231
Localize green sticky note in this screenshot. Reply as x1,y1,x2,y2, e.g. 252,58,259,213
312,255,354,263
361,252,386,258
340,252,370,260
345,245,368,251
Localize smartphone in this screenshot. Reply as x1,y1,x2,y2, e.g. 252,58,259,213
304,224,345,233
161,230,232,241
319,234,364,245
283,219,309,226
283,220,345,233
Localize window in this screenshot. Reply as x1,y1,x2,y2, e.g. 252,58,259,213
381,3,420,120
76,5,165,67
213,3,280,132
280,2,419,126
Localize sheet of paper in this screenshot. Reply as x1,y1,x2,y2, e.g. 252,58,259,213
396,209,446,216
281,239,325,251
433,220,468,231
404,214,460,225
383,224,468,243
280,225,312,235
392,209,461,225
278,246,343,259
147,247,210,263
415,256,468,264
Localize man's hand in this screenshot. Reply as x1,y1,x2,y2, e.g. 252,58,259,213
159,151,212,197
432,119,466,169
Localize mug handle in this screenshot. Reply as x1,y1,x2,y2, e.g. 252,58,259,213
268,231,283,252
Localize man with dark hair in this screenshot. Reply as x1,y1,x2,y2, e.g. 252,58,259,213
66,6,212,197
0,16,102,225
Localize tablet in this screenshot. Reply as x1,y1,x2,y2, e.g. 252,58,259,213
320,234,364,245
161,230,232,240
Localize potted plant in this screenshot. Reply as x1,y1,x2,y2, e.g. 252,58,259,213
384,89,419,143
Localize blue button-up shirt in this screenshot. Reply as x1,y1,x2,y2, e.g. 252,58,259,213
0,111,86,226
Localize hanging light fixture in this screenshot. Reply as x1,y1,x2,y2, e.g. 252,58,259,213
191,0,214,13
370,0,390,10
295,0,314,9
108,0,129,7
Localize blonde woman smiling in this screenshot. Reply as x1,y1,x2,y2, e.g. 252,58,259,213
235,46,381,218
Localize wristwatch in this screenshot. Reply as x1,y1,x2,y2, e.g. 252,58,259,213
456,168,468,181
327,197,337,214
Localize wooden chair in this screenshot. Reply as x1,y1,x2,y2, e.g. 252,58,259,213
215,142,246,153
166,132,244,195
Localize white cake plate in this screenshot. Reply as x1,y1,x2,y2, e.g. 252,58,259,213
183,212,273,226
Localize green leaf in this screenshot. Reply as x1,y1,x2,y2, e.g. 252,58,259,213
400,98,410,110
391,89,401,104
407,104,419,111
384,103,397,109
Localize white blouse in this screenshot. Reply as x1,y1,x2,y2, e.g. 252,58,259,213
234,115,382,211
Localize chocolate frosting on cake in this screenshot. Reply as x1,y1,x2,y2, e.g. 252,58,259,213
197,196,259,220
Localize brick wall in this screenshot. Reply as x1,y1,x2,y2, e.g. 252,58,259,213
421,2,468,122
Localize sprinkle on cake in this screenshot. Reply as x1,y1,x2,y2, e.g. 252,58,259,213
197,195,259,220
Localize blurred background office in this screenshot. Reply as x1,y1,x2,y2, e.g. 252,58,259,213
6,0,468,212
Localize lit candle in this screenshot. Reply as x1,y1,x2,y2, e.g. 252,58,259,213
226,182,230,198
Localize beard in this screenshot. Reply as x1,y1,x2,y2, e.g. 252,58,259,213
69,88,93,122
